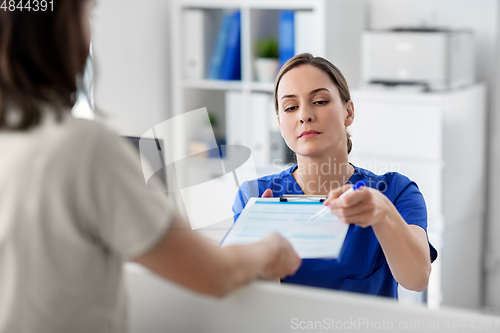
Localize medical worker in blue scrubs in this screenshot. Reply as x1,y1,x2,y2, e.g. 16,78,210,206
232,53,437,298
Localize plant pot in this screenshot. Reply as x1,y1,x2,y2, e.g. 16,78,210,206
255,58,279,82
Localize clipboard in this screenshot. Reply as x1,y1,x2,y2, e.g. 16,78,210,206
221,196,351,259
279,194,327,202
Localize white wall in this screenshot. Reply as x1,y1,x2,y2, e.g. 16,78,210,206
91,0,172,137
486,2,500,312
369,0,500,312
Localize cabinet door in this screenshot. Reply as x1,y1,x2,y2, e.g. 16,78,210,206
349,98,443,162
349,156,443,220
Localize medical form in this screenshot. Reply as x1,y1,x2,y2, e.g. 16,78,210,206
221,197,350,259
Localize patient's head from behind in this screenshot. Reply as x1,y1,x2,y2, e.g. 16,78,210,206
0,0,94,130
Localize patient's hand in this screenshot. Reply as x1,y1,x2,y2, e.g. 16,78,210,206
259,232,301,280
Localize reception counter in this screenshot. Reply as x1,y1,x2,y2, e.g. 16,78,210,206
125,264,500,332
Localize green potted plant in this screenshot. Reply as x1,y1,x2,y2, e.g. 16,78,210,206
255,38,279,82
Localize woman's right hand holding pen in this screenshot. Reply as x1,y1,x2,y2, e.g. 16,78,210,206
323,183,431,291
323,181,393,229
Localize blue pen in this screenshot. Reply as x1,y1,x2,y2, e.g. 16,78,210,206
307,180,366,223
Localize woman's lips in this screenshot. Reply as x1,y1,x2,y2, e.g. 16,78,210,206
299,130,321,138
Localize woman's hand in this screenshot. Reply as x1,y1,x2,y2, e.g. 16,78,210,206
323,185,394,228
262,189,273,198
324,184,432,291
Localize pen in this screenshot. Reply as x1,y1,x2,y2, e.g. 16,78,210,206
307,180,365,223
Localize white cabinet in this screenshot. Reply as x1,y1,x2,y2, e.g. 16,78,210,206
349,85,487,309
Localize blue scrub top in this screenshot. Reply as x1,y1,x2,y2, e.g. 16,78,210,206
232,165,438,298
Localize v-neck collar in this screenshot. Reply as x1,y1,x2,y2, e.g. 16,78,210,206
284,163,358,195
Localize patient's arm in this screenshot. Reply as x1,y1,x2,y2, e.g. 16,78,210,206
134,214,301,297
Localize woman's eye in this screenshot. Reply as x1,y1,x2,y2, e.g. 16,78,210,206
314,100,328,105
284,106,297,112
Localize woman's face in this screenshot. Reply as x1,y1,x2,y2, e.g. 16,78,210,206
276,64,354,159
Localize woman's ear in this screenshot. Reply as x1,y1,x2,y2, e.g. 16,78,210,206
344,100,354,127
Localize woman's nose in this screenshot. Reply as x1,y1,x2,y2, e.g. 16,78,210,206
299,107,314,124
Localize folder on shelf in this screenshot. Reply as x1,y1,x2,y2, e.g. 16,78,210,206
279,10,295,68
183,9,207,79
221,197,350,259
208,11,233,80
225,91,247,148
250,93,273,165
294,10,319,56
219,10,241,81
